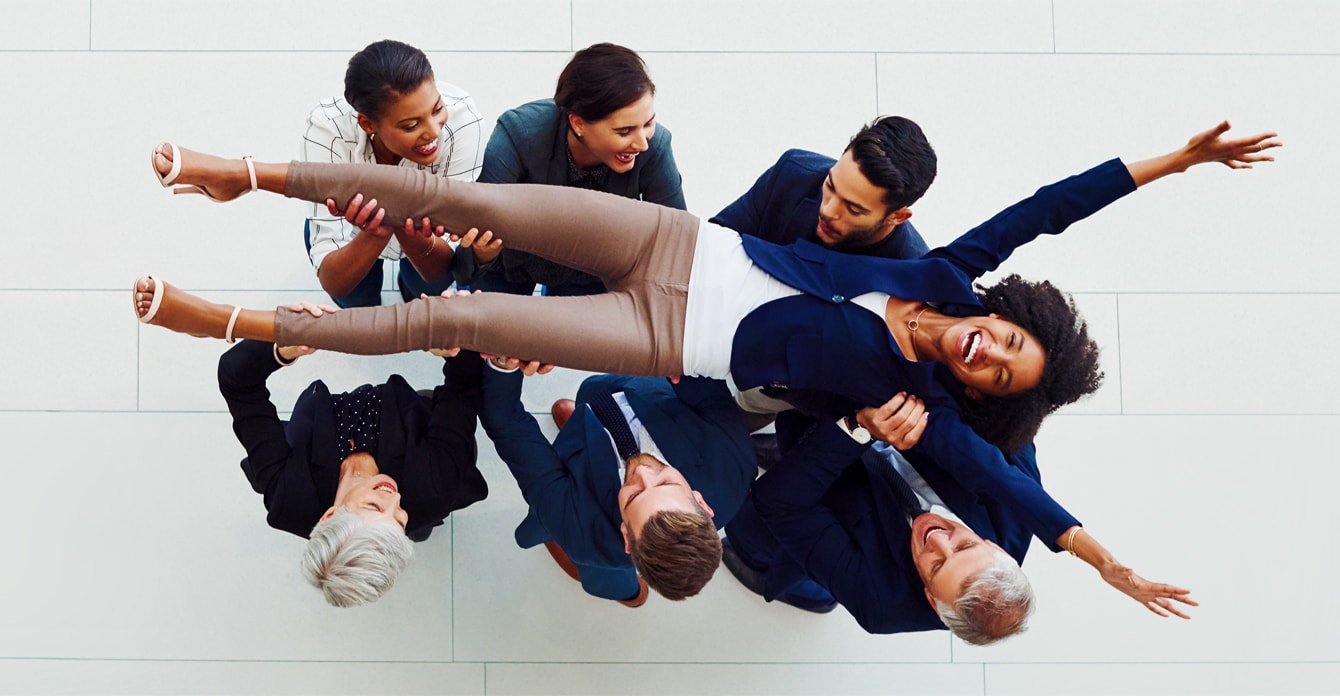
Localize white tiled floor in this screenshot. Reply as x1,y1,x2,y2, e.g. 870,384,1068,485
1,1,1337,694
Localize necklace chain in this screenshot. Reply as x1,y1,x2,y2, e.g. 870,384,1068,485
907,305,929,332
904,305,930,361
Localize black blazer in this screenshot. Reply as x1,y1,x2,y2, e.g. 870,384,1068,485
217,341,488,541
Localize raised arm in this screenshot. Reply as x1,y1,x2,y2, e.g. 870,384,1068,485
475,356,625,563
419,352,489,511
755,398,941,634
912,407,1079,551
453,117,525,285
1058,525,1198,619
1126,120,1278,187
929,121,1279,280
217,339,313,496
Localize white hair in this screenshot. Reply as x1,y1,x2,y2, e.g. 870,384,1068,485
301,507,414,608
934,554,1034,645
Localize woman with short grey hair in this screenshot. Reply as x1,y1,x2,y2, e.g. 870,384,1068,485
217,324,488,607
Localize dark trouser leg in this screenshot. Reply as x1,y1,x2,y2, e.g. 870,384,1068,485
305,218,386,308
331,261,386,308
575,563,642,602
725,496,834,605
468,266,538,296
396,259,455,303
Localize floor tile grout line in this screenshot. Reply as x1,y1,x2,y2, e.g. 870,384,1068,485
872,51,880,115
11,288,1340,296
1050,0,1057,54
1,49,1339,58
3,657,1340,666
10,409,1340,417
451,514,457,663
1115,293,1124,415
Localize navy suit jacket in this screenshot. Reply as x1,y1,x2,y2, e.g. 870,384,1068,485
752,414,1039,634
710,148,929,259
731,158,1138,551
217,340,488,542
479,367,755,592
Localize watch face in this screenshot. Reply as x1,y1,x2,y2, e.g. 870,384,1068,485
852,426,872,444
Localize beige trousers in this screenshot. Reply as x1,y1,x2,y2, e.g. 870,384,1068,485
274,162,700,376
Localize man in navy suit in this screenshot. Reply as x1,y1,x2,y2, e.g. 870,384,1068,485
722,404,1037,644
711,115,935,260
711,115,939,433
477,356,756,606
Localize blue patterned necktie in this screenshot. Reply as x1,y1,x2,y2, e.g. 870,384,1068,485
863,450,928,520
584,389,641,460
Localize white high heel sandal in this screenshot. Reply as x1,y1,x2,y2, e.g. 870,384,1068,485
133,276,243,343
151,142,257,202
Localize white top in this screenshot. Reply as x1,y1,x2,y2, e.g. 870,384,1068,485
300,81,485,270
851,291,890,319
682,220,802,379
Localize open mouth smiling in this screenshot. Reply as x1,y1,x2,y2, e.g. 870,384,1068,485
958,330,982,364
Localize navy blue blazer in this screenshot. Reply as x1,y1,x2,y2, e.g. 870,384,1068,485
752,414,1039,634
479,367,756,586
710,148,929,259
217,340,489,542
731,158,1138,550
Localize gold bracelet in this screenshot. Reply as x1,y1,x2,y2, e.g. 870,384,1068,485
416,240,435,259
1066,526,1081,557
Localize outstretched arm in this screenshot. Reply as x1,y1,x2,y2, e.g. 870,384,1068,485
216,323,318,495
1127,120,1279,187
1058,525,1198,619
928,121,1279,279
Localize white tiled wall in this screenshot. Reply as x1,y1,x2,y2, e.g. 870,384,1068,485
1,1,1336,694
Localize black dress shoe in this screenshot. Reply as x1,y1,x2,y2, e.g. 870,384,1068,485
721,538,838,614
721,537,768,597
750,432,782,471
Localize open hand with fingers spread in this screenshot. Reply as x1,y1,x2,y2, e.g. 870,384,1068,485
1176,120,1280,172
1100,562,1198,619
1061,525,1198,620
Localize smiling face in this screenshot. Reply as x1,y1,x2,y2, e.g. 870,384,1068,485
357,80,448,166
936,313,1046,398
617,453,713,551
568,91,657,173
816,150,910,250
909,512,1011,608
322,459,409,532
